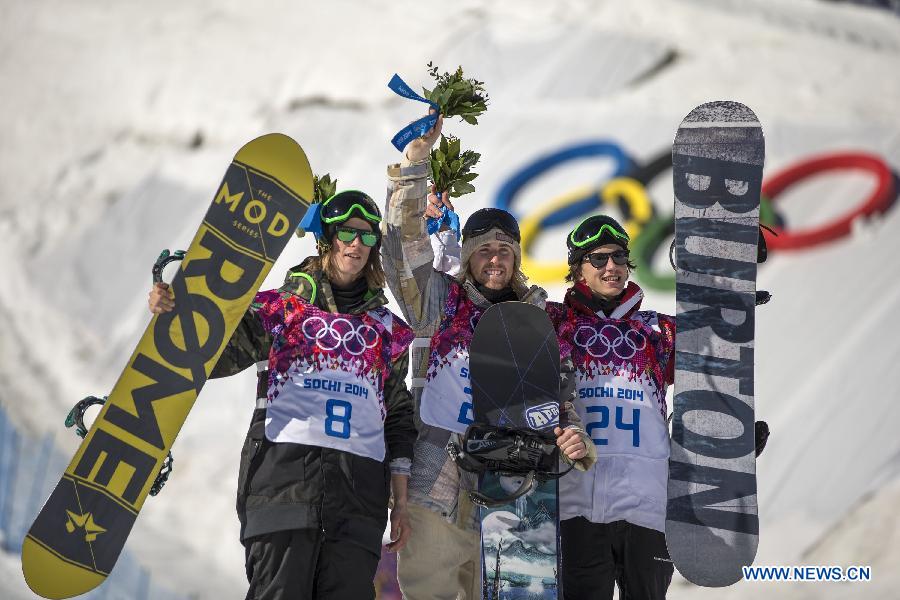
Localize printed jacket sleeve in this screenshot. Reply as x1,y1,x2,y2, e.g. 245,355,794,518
660,314,677,386
382,158,451,331
383,351,416,474
558,355,598,472
554,308,598,472
209,291,280,379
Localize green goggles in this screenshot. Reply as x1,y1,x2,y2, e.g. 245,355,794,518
321,190,383,225
335,226,379,247
569,221,630,248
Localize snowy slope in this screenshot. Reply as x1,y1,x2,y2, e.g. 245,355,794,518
1,0,899,598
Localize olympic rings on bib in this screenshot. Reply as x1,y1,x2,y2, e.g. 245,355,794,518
760,152,896,250
574,324,647,360
302,316,379,356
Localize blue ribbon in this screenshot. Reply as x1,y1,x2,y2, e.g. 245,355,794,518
426,205,461,239
297,203,323,238
388,74,440,152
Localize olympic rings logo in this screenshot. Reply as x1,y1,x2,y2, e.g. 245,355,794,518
573,324,647,360
495,142,898,291
302,316,379,356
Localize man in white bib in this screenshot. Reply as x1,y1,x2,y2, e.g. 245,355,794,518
383,114,595,600
556,214,770,600
150,190,416,600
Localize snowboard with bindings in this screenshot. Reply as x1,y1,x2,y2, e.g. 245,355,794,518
666,101,764,587
22,133,314,599
465,302,563,600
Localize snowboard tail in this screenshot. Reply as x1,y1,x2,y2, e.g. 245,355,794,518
22,134,314,599
666,101,763,587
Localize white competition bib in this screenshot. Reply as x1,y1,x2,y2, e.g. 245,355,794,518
576,370,669,459
265,362,386,461
419,350,474,434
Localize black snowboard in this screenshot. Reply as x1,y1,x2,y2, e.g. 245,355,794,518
666,101,764,586
470,302,562,600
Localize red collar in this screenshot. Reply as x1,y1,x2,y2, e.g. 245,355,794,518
564,281,644,319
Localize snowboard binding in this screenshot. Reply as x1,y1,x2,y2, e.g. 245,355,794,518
448,424,570,507
152,249,186,284
65,396,175,496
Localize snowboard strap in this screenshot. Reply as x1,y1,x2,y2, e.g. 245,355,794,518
152,249,186,284
448,424,574,506
469,472,536,508
65,396,175,496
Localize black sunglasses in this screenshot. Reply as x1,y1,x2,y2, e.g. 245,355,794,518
584,250,630,268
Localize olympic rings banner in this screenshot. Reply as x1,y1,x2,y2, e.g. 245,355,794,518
494,142,899,291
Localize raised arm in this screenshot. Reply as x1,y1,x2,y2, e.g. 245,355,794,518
381,115,454,329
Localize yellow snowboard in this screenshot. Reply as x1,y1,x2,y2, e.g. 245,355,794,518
21,133,313,598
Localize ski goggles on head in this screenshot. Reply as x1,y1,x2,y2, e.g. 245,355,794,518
462,207,521,243
584,249,630,268
321,190,382,225
334,226,379,247
568,218,630,249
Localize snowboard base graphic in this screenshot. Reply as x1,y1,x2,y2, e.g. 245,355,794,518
666,101,764,587
22,134,314,599
469,302,562,599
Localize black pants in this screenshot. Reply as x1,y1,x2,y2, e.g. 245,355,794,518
244,529,380,600
561,517,673,600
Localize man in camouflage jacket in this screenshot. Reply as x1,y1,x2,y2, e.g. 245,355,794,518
381,123,596,599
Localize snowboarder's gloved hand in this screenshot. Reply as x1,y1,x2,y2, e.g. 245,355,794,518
755,420,770,457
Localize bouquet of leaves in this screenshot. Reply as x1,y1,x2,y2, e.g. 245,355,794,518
313,173,337,203
424,62,489,125
296,174,338,237
430,135,480,198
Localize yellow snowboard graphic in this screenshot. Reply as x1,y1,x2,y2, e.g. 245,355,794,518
21,133,313,599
